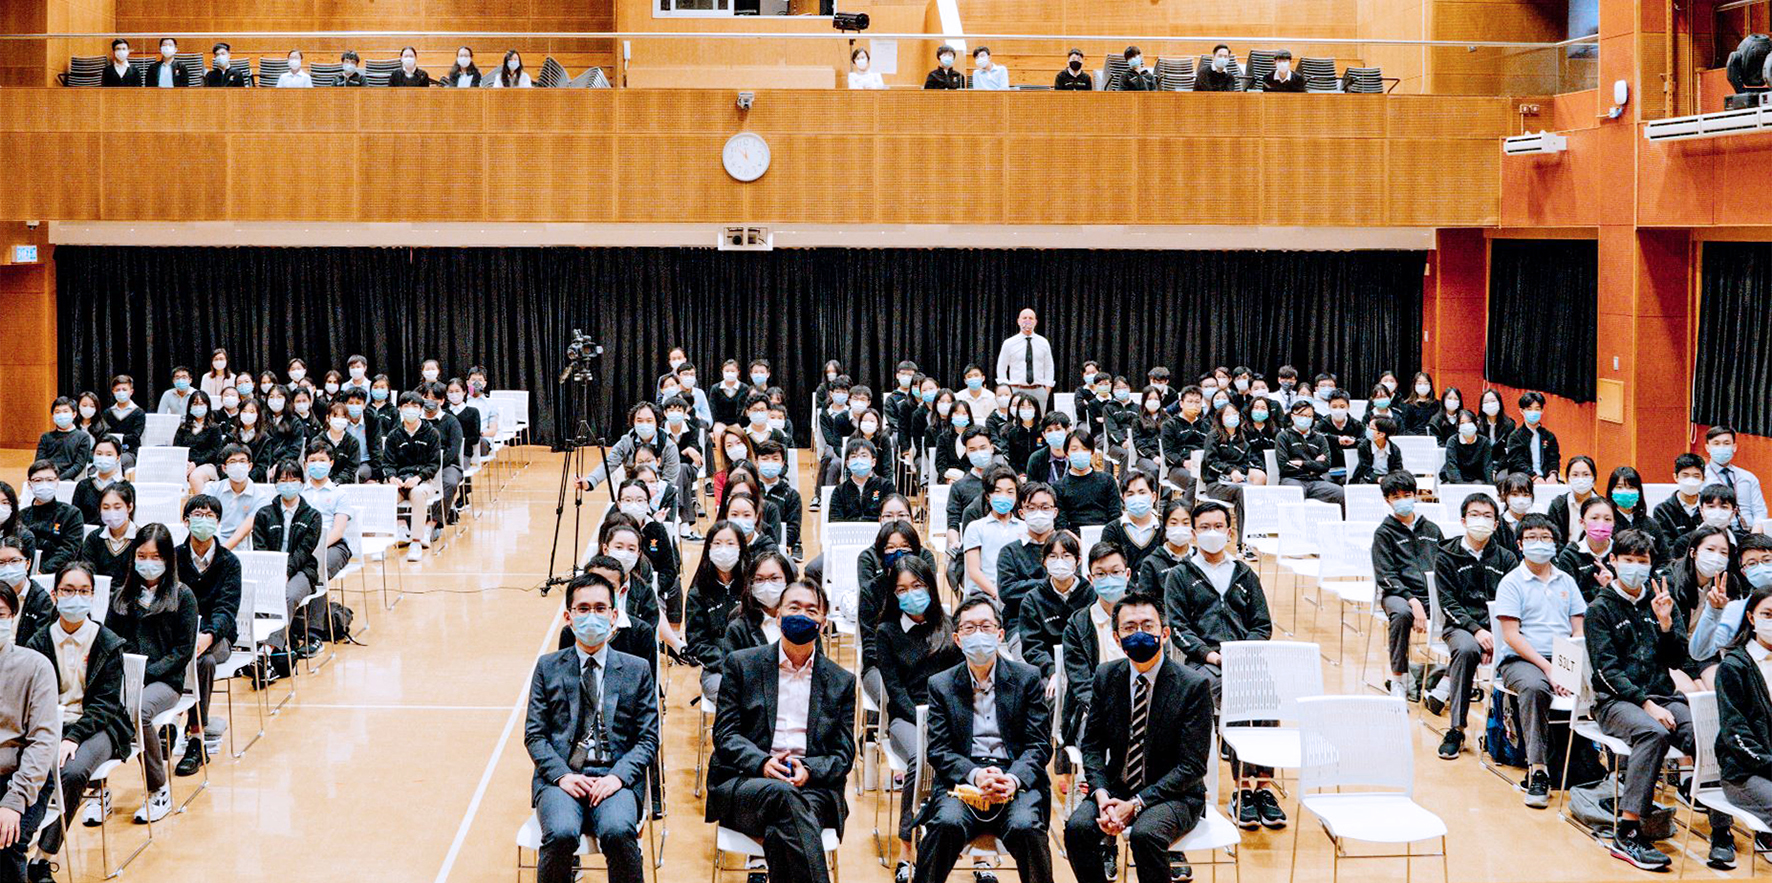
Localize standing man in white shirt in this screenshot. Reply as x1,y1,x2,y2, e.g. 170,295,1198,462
997,308,1056,412
1704,426,1766,532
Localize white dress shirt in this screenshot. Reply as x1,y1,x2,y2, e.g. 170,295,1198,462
996,332,1056,390
847,70,885,90
772,644,815,758
277,69,313,88
1707,460,1766,530
1090,602,1126,664
54,618,99,721
1191,551,1237,596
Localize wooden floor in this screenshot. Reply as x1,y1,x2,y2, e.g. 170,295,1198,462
0,447,1716,883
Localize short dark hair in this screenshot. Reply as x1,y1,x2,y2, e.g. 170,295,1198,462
183,493,222,518
1379,471,1417,498
1740,533,1772,555
937,45,956,58
567,572,616,608
1516,512,1558,539
1706,425,1737,443
1020,481,1056,508
27,459,57,479
953,595,1001,626
1123,45,1141,60
961,425,992,446
753,439,785,459
1370,416,1399,437
1674,452,1705,474
1459,492,1498,518
112,38,129,50
1112,592,1163,628
341,50,360,63
1518,391,1545,409
1190,499,1231,524
844,438,876,460
973,45,991,58
1213,43,1231,54
1275,49,1293,60
1701,484,1738,508
1087,539,1126,570
212,42,230,54
1613,529,1657,559
1041,411,1072,431
220,443,252,463
305,439,336,460
782,579,828,615
0,581,16,618
1578,495,1615,519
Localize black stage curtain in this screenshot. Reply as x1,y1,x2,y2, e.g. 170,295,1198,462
1485,239,1597,403
1694,241,1772,435
55,246,1425,447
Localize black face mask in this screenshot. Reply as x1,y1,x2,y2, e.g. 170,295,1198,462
1069,60,1082,71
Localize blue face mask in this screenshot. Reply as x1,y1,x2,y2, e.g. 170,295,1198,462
1391,497,1416,517
898,587,931,616
1372,397,1391,410
1523,409,1542,425
848,458,873,477
960,631,999,665
53,412,73,429
572,611,613,646
1093,574,1129,603
968,450,993,470
921,389,937,403
729,516,756,537
56,594,92,622
990,494,1015,515
951,415,970,429
1068,450,1093,471
1614,562,1652,589
173,378,190,392
1125,494,1152,517
371,388,389,402
1114,390,1131,403
779,613,821,645
306,462,330,481
751,372,769,386
965,377,984,391
1521,540,1556,564
883,549,908,569
347,404,363,418
1746,562,1772,590
1222,413,1241,429
1292,414,1314,432
1251,409,1269,422
134,559,166,582
277,481,303,500
1045,430,1068,450
758,460,784,480
237,383,253,396
831,392,849,406
1120,630,1161,663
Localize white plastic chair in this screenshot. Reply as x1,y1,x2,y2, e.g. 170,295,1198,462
1220,640,1323,799
1291,695,1448,883
1392,436,1443,492
1642,483,1678,512
237,550,295,712
1151,733,1241,879
31,573,111,625
99,653,152,875
159,623,206,811
140,413,179,448
1241,484,1303,560
1549,635,1681,833
1679,690,1772,877
54,482,75,505
1052,393,1077,421
1314,521,1380,668
1344,484,1388,524
1080,524,1105,562
336,482,404,609
132,446,189,484
1532,483,1568,514
712,825,840,883
1275,500,1341,637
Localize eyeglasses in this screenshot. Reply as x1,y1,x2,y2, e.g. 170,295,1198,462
954,623,999,636
569,603,614,617
780,601,822,616
1115,624,1160,637
0,558,26,568
56,587,94,597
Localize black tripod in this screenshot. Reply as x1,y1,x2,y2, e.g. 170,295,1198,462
541,369,614,596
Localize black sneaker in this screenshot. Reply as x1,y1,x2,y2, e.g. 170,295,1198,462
1170,853,1193,882
174,736,206,777
1609,830,1671,871
1235,789,1260,830
1523,769,1551,809
1709,832,1737,870
293,637,325,660
746,873,767,883
1423,687,1447,717
894,861,911,883
974,872,999,883
26,858,55,883
1104,848,1118,880
1254,788,1287,829
1757,832,1772,853
1437,729,1464,760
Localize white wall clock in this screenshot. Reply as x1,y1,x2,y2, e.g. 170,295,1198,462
722,132,771,182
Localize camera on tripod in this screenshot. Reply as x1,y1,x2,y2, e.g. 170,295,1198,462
558,330,604,384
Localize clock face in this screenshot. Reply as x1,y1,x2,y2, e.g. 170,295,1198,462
722,132,771,182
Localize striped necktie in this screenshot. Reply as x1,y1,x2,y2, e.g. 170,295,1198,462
1126,673,1151,790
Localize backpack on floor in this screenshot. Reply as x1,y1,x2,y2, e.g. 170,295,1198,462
1481,689,1527,768
309,602,356,643
1567,773,1677,840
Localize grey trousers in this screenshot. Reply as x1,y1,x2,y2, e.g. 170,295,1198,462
1281,476,1346,507
1441,627,1484,728
1497,658,1555,766
36,731,114,855
188,635,233,733
1595,694,1694,819
1382,594,1420,676
272,543,350,648
139,682,181,791
887,716,922,842
862,667,884,714
1722,775,1772,830
439,463,463,520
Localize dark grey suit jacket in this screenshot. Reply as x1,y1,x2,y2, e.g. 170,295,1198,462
923,657,1052,806
1081,657,1213,813
523,645,660,806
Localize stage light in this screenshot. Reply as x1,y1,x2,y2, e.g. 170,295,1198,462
833,12,869,32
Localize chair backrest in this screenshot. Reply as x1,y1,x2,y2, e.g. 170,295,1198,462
54,482,75,505
927,482,951,541
27,573,111,625
1052,393,1076,421
1245,49,1278,87
1392,436,1441,476
134,446,189,483
257,57,289,84
1532,483,1567,514
1345,483,1388,523
1343,66,1384,93
1080,524,1105,561
825,542,867,626
236,550,290,630
569,66,610,88
1318,520,1379,581
1154,56,1193,91
825,522,877,549
1643,483,1678,511
1298,695,1415,794
363,59,401,87
1262,448,1281,482
338,483,400,535
134,483,186,531
1425,571,1445,636
1101,54,1128,91
141,413,180,447
64,55,105,87
539,56,567,88
122,652,146,721
1198,54,1247,90
1437,484,1496,511
1688,690,1725,792
1277,500,1339,557
308,62,343,84
1241,485,1304,544
1298,56,1340,91
1220,639,1323,727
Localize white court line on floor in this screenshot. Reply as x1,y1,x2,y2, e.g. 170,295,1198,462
434,598,563,883
291,703,513,712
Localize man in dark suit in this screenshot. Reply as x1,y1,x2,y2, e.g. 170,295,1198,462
1260,49,1307,92
524,574,660,883
706,581,855,883
913,597,1055,883
146,37,195,87
203,42,248,87
1064,592,1215,883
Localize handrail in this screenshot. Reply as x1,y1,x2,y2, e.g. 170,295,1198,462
0,30,1601,50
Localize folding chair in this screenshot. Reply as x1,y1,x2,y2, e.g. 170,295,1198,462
337,483,405,609
236,550,295,712
1551,635,1683,841
1680,691,1772,877
1275,501,1340,635
215,565,266,759
159,624,206,812
96,654,154,875
711,824,840,883
1312,521,1379,668
1220,640,1322,826
132,446,188,484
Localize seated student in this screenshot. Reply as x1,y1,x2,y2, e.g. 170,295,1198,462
490,49,531,87
36,397,92,482
389,46,431,86
1493,513,1585,808
925,44,965,89
875,555,963,879
970,46,1009,89
275,49,313,87
1440,409,1494,485
1473,390,1512,446
1160,500,1283,828
445,375,481,464
21,461,84,575
204,444,266,552
739,392,789,453
1134,500,1193,596
1058,543,1130,758
366,375,399,440
171,494,239,777
1689,533,1772,667
859,511,936,701
300,439,356,586
984,383,1015,441
964,466,1025,601
1056,431,1121,531
1117,387,1163,479
1065,591,1214,883
1194,44,1237,91
214,384,243,433
0,537,53,646
722,551,799,658
1147,368,1177,412
1712,586,1772,850
1605,466,1663,561
1027,412,1073,486
993,481,1058,633
74,391,105,442
332,50,366,86
100,375,146,464
1276,400,1345,505
1055,48,1093,89
1394,373,1437,436
73,438,125,525
1261,49,1306,91
847,46,885,89
175,391,226,487
1351,416,1404,485
1423,386,1462,444
1160,387,1209,501
102,39,141,86
1504,392,1561,483
525,573,659,883
684,522,749,699
1543,455,1600,544
615,477,681,625
996,394,1041,479
261,386,308,475
106,523,198,823
1200,403,1263,545
935,401,979,484
706,581,853,883
25,562,129,873
253,460,325,661
830,439,891,522
913,597,1053,883
1587,529,1736,869
1097,471,1159,572
204,42,247,86
659,396,702,535
143,36,194,88
1243,397,1277,455
0,574,57,880
1119,46,1157,90
816,376,855,490
1311,389,1360,474
381,393,442,562
1372,472,1444,700
316,401,363,485
1428,494,1518,759
1017,531,1095,686
1494,472,1533,556
1552,496,1620,603
747,440,800,554
80,484,137,582
1705,426,1766,531
717,483,775,557
1363,382,1399,427
229,399,270,482
1671,526,1743,661
443,46,481,87
419,384,465,526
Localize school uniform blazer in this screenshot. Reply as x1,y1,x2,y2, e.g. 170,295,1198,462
203,66,248,87
705,643,855,835
22,501,85,574
252,498,323,586
1025,447,1067,485
685,578,742,669
1202,432,1259,484
1481,413,1517,446
1059,604,1107,740
177,541,242,646
1439,436,1494,484
1715,645,1772,783
1504,426,1561,480
1017,580,1096,678
922,657,1051,803
146,59,195,87
1080,657,1214,812
1161,558,1271,662
107,584,200,692
524,646,660,805
1134,545,1187,597
101,64,142,86
24,623,132,758
11,577,54,647
1351,439,1404,485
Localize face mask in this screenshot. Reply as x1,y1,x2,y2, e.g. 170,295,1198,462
268,397,286,413
939,55,954,69
52,412,74,430
93,454,118,474
1044,430,1068,450
975,54,991,68
1196,529,1228,554
1371,397,1391,410
260,382,273,394
1710,445,1736,467
1316,387,1333,399
725,445,747,463
1222,414,1241,429
1475,399,1499,417
963,377,984,392
1125,493,1153,517
222,395,240,410
679,376,696,390
1569,475,1594,495
1143,400,1160,413
116,47,130,61
186,405,212,421
1068,450,1093,471
960,630,998,665
240,412,259,427
831,392,849,408
1411,382,1429,396
1214,398,1230,412
1045,558,1076,581
304,462,331,481
0,563,24,588
990,494,1015,515
1329,406,1348,421
100,507,129,530
457,54,472,67
1153,383,1169,394
1583,521,1614,543
80,405,97,419
276,480,302,500
293,401,312,416
114,390,131,404
606,548,639,574
1070,59,1084,71
225,462,251,482
372,388,389,402
135,559,166,581
0,505,9,525
1523,410,1542,425
1465,515,1495,541
1276,61,1292,74
897,374,913,388
403,57,417,72
1678,476,1704,496
729,516,756,537
848,458,873,477
1458,423,1477,440
665,411,685,427
188,514,219,542
1024,511,1056,534
1703,507,1734,529
1391,497,1416,518
288,57,302,72
936,403,952,418
1157,523,1191,548
1610,489,1640,510
708,545,741,571
1697,549,1730,578
57,593,93,622
847,400,866,416
1521,540,1556,564
950,415,970,429
633,422,658,442
1120,630,1161,663
1212,55,1227,71
968,450,993,470
1755,617,1772,646
758,460,784,480
751,372,768,386
1365,428,1380,444
401,407,422,422
422,369,439,382
1284,414,1311,433
288,368,306,383
779,613,821,645
895,586,931,616
860,420,878,434
344,62,358,75
921,389,937,403
1614,561,1651,589
1746,562,1772,589
216,54,229,68
30,481,56,503
325,416,349,434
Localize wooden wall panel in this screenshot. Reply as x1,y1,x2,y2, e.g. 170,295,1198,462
1135,138,1258,224
484,135,616,221
358,90,486,134
1389,138,1499,224
226,89,361,132
100,88,230,133
357,134,486,221
615,134,744,222
0,133,101,219
875,135,1002,224
1001,137,1133,224
486,91,616,134
229,133,355,220
1139,93,1261,138
1263,137,1385,225
1387,94,1511,139
1261,94,1389,139
101,133,228,219
745,135,876,224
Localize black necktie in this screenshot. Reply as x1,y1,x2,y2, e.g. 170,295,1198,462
1721,467,1735,490
574,656,603,769
1024,337,1034,385
1126,674,1150,790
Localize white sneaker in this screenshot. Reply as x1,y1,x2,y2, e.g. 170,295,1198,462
133,787,171,824
81,788,111,827
406,544,424,562
1388,679,1407,700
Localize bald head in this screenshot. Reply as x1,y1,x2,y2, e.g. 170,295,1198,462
1018,309,1037,335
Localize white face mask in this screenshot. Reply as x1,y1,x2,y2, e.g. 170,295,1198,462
1465,515,1495,541
289,368,306,382
1212,55,1228,71
854,55,869,71
116,47,130,61
1275,61,1291,74
938,55,954,69
288,57,301,72
860,420,878,434
1045,558,1076,582
1415,382,1431,396
1678,476,1704,496
458,55,473,68
80,405,96,419
215,53,230,68
343,62,357,75
162,44,177,59
1697,549,1730,578
975,54,990,68
1482,400,1500,416
708,544,741,571
1166,524,1193,547
403,56,417,71
1569,475,1594,495
1196,529,1229,554
1507,495,1532,514
1703,507,1734,529
1128,56,1143,70
508,58,520,71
